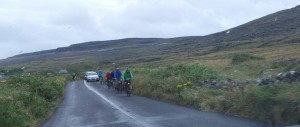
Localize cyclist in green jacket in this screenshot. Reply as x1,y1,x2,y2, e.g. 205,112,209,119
123,68,133,96
123,68,133,84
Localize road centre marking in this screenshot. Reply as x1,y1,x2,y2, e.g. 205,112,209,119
84,81,153,127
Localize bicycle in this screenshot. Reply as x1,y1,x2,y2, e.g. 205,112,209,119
106,79,112,89
124,79,132,97
99,76,103,85
111,78,117,91
116,79,123,94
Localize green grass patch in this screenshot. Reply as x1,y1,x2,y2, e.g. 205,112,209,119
232,52,263,64
271,58,300,72
0,68,24,76
133,64,221,102
147,64,218,85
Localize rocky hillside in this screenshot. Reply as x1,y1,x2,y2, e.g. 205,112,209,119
172,5,300,51
209,5,300,42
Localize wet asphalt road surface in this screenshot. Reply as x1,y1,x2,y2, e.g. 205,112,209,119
41,81,284,127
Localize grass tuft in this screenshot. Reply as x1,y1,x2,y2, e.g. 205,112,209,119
232,52,263,64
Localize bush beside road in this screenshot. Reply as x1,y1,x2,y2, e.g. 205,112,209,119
0,75,67,127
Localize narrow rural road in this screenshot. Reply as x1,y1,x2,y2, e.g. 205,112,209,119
41,81,284,127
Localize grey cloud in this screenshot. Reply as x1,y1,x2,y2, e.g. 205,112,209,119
100,0,239,37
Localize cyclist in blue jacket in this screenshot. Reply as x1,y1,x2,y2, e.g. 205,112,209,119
114,68,122,80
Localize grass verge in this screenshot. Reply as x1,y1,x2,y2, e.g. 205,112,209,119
133,64,300,125
0,75,67,127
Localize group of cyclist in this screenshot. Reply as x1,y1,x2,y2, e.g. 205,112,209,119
97,68,133,83
97,67,133,96
70,63,133,96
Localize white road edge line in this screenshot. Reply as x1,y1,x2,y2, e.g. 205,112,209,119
84,81,152,127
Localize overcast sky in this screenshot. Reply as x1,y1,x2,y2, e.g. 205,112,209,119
0,0,299,59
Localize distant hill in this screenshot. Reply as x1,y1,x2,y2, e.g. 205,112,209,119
209,5,300,42
1,5,300,69
172,5,300,51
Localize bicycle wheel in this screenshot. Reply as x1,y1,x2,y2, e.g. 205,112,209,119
127,85,131,97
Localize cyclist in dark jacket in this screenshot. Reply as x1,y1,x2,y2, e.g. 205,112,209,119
72,73,76,80
111,71,115,79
